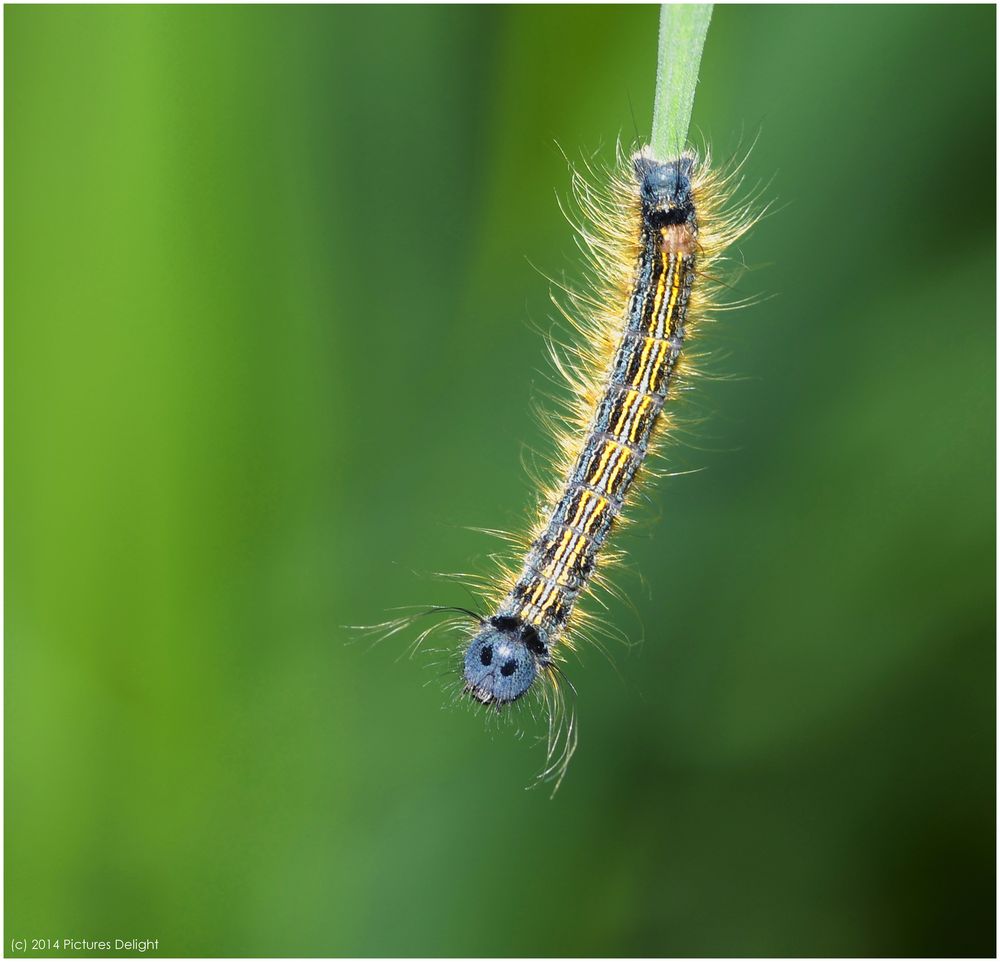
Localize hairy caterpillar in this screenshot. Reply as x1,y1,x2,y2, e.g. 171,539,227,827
368,139,758,784
457,145,756,709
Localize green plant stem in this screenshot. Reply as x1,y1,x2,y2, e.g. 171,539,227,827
650,3,713,159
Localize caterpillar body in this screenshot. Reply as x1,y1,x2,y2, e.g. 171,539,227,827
458,145,753,712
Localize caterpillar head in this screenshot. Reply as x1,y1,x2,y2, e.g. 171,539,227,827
463,615,550,706
635,151,696,228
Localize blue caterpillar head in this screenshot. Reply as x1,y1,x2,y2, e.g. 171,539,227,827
463,616,550,706
634,152,696,228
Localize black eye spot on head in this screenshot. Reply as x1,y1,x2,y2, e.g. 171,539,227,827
463,621,541,705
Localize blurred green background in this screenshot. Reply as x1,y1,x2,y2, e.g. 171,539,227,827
6,4,995,957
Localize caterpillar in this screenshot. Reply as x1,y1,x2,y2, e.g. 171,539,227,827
458,144,755,712
365,138,758,785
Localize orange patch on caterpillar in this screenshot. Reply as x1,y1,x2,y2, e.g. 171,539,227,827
661,223,697,255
